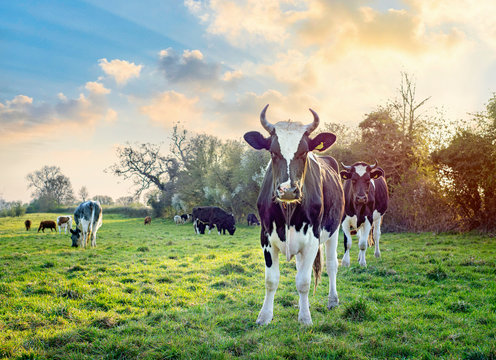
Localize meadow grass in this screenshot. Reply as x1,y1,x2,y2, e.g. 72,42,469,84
0,214,495,359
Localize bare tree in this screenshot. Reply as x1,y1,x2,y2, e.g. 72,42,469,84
79,186,89,202
107,143,179,197
26,166,74,205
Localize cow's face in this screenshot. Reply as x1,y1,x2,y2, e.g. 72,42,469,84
244,105,336,203
70,228,81,247
340,162,384,206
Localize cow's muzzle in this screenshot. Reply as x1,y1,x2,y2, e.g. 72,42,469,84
355,195,367,205
276,184,301,202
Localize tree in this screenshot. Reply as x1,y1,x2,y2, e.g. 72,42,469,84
432,94,496,230
26,166,74,207
79,186,89,202
107,143,179,196
92,195,114,205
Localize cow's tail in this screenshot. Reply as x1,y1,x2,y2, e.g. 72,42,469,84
88,203,95,246
312,245,323,295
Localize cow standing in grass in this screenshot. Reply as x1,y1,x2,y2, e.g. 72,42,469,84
340,162,389,267
144,216,152,225
38,220,56,232
57,215,72,234
70,201,102,248
24,219,31,231
244,104,344,325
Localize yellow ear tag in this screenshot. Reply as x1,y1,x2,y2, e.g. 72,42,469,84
315,142,324,150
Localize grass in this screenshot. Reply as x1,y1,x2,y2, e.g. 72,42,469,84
0,214,495,359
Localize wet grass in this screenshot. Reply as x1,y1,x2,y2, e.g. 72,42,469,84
0,214,495,359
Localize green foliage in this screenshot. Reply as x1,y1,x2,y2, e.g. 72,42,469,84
0,215,495,359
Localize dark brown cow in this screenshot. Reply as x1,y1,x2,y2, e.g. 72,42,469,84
24,219,31,231
38,220,56,233
144,216,152,225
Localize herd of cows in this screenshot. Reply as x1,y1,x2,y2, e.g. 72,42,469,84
21,105,389,325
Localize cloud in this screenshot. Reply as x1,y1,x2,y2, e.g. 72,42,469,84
98,58,142,85
185,0,302,46
85,81,111,95
140,90,202,128
158,47,221,87
0,83,114,143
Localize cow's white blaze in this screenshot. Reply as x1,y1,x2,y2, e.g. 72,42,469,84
354,164,367,177
274,122,307,182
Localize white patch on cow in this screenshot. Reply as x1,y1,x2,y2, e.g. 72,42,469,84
274,122,307,178
371,178,376,189
354,164,367,177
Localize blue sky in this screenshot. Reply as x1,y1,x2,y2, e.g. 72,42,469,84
1,0,496,203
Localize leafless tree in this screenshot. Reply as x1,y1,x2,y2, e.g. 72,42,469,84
26,165,74,205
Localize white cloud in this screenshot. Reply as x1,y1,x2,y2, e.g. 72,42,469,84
98,58,143,85
85,81,111,95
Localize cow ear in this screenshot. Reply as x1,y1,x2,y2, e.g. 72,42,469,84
309,133,336,152
340,170,352,180
370,167,384,179
244,131,271,150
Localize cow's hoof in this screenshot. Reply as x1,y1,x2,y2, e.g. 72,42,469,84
341,259,350,267
375,251,381,258
298,313,313,325
327,297,339,309
256,311,273,325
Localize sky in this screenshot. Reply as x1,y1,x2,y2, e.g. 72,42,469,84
1,0,496,203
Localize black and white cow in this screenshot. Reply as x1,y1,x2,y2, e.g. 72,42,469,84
70,200,103,248
340,162,389,267
192,206,236,235
181,213,192,223
244,104,344,325
247,213,260,226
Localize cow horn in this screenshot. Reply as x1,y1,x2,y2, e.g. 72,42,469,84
341,162,352,170
260,104,274,133
369,160,378,170
306,109,320,134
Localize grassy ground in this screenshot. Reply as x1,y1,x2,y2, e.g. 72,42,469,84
0,213,495,360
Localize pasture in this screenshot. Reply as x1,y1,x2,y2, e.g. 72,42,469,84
0,214,495,360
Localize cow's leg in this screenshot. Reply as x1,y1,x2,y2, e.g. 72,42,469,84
257,245,280,325
358,220,372,267
91,230,97,247
295,239,319,325
341,218,352,267
373,216,382,258
326,228,340,308
58,226,61,234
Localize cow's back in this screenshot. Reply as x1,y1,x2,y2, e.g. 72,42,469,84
373,176,388,215
74,201,102,230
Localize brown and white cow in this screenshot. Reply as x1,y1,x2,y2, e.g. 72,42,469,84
340,161,389,267
57,215,73,234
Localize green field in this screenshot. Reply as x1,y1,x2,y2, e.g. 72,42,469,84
0,214,495,359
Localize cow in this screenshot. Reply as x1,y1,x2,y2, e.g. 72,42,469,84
57,215,73,234
181,213,192,223
192,206,236,235
174,215,184,225
247,213,260,226
70,201,102,248
243,104,344,325
144,216,152,225
24,219,31,231
340,161,389,267
38,220,56,233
